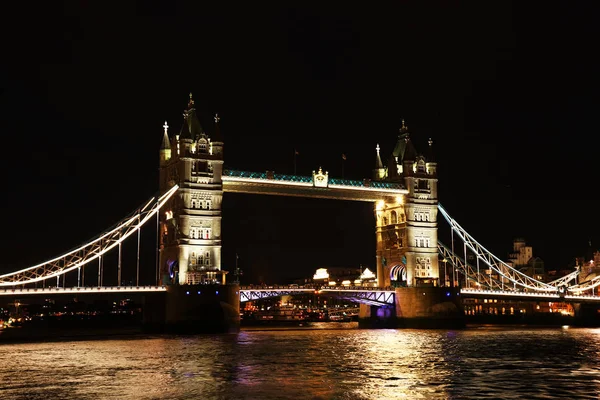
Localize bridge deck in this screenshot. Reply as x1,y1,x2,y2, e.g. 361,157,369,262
222,170,407,202
0,286,167,296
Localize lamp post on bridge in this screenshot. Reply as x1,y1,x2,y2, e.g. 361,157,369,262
233,253,242,285
453,267,457,288
442,258,448,287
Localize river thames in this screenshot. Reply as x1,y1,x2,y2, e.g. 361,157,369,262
1,323,599,399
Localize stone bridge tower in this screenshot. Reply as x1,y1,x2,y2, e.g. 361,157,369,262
372,120,439,288
158,94,226,285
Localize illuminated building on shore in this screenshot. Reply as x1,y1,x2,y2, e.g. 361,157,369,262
507,238,545,281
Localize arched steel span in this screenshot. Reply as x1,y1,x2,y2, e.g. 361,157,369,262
438,203,561,292
0,185,179,287
438,241,581,291
437,203,594,294
438,241,504,290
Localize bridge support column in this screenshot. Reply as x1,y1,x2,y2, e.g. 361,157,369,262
358,303,397,328
359,287,465,329
572,303,600,327
143,284,240,334
394,287,465,328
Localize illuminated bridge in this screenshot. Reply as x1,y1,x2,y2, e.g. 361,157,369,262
1,177,598,307
2,96,600,330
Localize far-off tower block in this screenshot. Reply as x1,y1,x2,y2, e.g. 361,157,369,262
372,120,438,288
158,94,226,285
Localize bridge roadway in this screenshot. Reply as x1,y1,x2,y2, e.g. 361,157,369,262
2,286,600,305
221,170,407,202
239,286,397,306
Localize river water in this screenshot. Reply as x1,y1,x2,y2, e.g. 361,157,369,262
1,323,599,400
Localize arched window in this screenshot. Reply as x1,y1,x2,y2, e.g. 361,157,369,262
190,252,197,266
198,138,208,153
205,252,211,266
390,211,397,224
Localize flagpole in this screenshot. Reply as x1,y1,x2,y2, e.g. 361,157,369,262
294,149,298,175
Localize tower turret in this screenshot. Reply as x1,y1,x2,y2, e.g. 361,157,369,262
158,92,226,286
373,143,385,180
375,119,439,288
159,121,171,165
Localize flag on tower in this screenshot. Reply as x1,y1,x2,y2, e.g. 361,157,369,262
342,153,347,160
295,149,299,155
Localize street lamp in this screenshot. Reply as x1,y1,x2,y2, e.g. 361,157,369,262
453,268,457,288
442,258,448,287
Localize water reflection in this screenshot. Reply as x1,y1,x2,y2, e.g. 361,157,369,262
1,327,600,399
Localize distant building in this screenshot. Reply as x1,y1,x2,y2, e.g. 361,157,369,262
308,266,376,287
507,238,545,281
576,251,600,288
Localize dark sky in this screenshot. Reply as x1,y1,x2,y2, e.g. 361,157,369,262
1,3,598,284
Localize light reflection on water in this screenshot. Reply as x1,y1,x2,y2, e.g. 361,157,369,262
1,326,600,399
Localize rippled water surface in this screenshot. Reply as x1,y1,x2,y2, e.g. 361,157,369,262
1,325,600,399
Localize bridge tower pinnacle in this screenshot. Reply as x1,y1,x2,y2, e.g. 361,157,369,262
158,93,226,285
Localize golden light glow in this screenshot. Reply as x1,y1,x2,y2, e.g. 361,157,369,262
360,267,376,280
396,195,404,204
313,268,329,280
376,200,385,211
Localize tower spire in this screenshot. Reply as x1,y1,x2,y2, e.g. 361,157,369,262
159,120,172,164
375,143,383,169
160,120,171,150
183,92,204,139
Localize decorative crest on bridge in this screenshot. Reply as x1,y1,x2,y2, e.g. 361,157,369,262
312,167,329,188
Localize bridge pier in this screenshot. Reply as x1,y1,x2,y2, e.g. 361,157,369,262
358,287,465,329
572,303,600,327
143,284,240,334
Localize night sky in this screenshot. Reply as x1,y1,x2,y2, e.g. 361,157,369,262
1,3,598,284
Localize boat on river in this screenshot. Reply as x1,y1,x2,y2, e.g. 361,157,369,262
242,305,309,327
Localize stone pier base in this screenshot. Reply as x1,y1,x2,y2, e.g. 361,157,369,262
143,284,240,334
358,287,465,329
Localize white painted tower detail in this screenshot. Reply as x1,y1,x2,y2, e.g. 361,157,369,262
373,120,439,288
158,94,226,285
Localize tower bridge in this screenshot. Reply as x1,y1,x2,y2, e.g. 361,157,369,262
2,94,600,334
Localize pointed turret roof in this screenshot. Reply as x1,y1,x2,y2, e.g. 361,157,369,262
179,112,191,139
392,119,417,163
160,121,171,150
185,92,205,139
387,154,398,179
375,143,383,169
